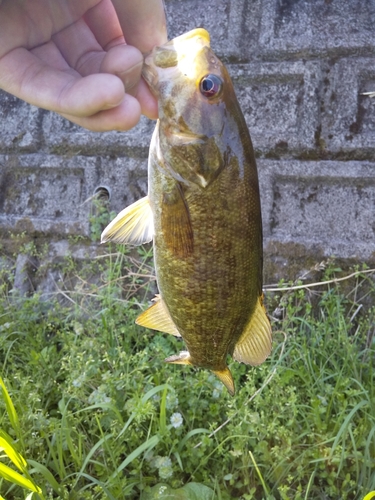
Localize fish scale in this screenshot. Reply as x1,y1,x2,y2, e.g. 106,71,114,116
101,28,272,395
155,170,257,362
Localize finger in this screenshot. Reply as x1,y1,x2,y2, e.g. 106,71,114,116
51,19,144,98
60,94,141,131
0,48,125,116
100,44,143,95
83,0,125,49
52,17,105,76
0,0,101,54
111,0,167,53
52,17,144,95
135,78,158,120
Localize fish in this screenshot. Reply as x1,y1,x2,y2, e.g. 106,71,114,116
101,28,272,396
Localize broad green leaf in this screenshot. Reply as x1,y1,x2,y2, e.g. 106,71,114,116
0,377,20,435
142,482,215,499
179,483,216,499
0,461,42,494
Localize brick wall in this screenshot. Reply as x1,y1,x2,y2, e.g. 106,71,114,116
1,0,375,287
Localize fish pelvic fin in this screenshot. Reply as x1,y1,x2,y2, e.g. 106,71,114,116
233,296,272,366
164,351,192,365
101,196,153,245
136,295,181,337
213,368,235,396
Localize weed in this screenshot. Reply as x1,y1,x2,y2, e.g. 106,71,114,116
0,247,374,499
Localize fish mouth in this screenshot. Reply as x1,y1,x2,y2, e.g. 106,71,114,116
162,28,210,49
142,28,211,92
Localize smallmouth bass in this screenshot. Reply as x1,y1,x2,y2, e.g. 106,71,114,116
101,28,272,395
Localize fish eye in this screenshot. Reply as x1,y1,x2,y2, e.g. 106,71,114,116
199,74,223,98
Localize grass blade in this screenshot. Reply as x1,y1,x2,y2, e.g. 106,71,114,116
159,386,168,434
178,428,210,452
249,451,269,497
0,462,42,494
70,433,113,490
117,384,172,440
27,459,62,497
329,400,368,459
74,472,117,500
110,434,160,480
0,378,19,437
0,432,27,473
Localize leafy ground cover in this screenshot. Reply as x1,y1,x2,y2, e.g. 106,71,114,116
0,241,374,499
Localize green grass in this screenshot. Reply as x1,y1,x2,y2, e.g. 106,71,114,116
0,243,374,499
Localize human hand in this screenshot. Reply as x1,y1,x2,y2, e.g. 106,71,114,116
0,0,167,131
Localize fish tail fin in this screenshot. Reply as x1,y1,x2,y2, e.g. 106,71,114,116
213,368,235,396
164,351,192,365
232,296,272,366
101,196,153,245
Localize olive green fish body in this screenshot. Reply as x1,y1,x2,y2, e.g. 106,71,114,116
102,29,272,395
149,119,262,372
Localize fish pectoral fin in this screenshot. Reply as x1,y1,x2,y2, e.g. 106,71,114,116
213,368,235,396
101,196,153,245
136,295,181,337
164,351,192,364
162,183,193,257
233,296,272,366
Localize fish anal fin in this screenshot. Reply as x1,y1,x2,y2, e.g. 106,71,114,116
213,368,235,396
101,196,153,245
161,183,193,258
164,351,191,365
136,295,181,337
233,297,272,366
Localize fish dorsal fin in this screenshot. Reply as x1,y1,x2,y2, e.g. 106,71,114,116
161,183,193,258
101,196,153,245
213,368,235,396
233,297,272,366
164,351,192,364
136,295,181,337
